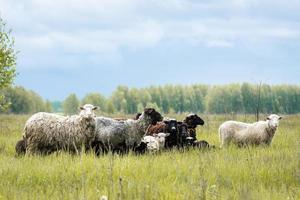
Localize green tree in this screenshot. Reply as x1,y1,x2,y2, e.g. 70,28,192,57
106,101,115,113
45,100,52,112
3,86,46,114
4,86,31,114
63,93,79,115
241,83,256,113
82,92,106,112
0,18,17,111
146,102,161,112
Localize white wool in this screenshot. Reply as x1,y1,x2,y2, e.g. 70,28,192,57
142,136,159,152
142,132,169,152
23,104,97,155
219,114,281,147
94,109,162,151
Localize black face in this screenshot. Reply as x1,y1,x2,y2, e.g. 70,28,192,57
178,122,188,137
144,108,163,124
164,119,178,133
184,114,205,128
134,113,142,120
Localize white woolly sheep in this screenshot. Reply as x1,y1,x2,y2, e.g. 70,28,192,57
19,104,98,155
142,133,170,152
219,114,282,147
92,108,163,155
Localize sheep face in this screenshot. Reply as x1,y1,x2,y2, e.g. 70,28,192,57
163,120,179,148
80,104,98,119
144,108,163,125
267,114,282,129
164,119,178,133
154,132,170,149
184,114,205,128
178,122,194,146
142,136,158,152
178,122,188,137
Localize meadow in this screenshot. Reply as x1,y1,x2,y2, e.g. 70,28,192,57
0,114,299,200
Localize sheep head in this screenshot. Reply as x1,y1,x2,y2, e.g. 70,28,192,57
153,132,170,149
266,114,282,129
79,104,98,119
144,108,163,125
183,114,205,128
178,122,189,138
164,119,178,133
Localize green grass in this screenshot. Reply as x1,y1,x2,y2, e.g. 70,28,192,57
0,114,299,200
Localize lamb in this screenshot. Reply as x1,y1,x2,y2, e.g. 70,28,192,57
17,104,98,155
92,108,163,155
219,114,282,147
141,133,170,152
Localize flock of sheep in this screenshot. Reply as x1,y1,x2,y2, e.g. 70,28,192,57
15,104,282,156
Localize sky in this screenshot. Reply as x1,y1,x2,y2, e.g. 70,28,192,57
0,0,299,100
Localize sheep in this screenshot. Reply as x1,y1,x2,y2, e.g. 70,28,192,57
219,114,282,147
142,133,170,152
18,104,98,155
183,114,205,128
177,122,191,147
15,139,26,156
193,140,212,149
92,108,163,155
183,114,205,142
147,119,178,135
147,119,179,148
147,119,198,149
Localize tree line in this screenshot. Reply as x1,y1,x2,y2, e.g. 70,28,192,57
1,83,300,115
1,17,299,115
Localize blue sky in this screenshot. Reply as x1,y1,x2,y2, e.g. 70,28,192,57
0,0,299,100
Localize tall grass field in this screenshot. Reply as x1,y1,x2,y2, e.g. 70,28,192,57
0,114,299,200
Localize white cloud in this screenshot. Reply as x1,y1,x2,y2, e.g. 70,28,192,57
0,0,300,69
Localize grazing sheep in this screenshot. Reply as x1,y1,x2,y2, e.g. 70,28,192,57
15,139,26,156
142,133,170,152
19,104,98,155
219,114,282,147
93,108,163,155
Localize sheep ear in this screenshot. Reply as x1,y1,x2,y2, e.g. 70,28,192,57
79,106,84,110
164,121,170,124
177,122,182,125
92,106,99,110
279,116,282,120
266,117,270,120
153,134,157,137
165,133,170,137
